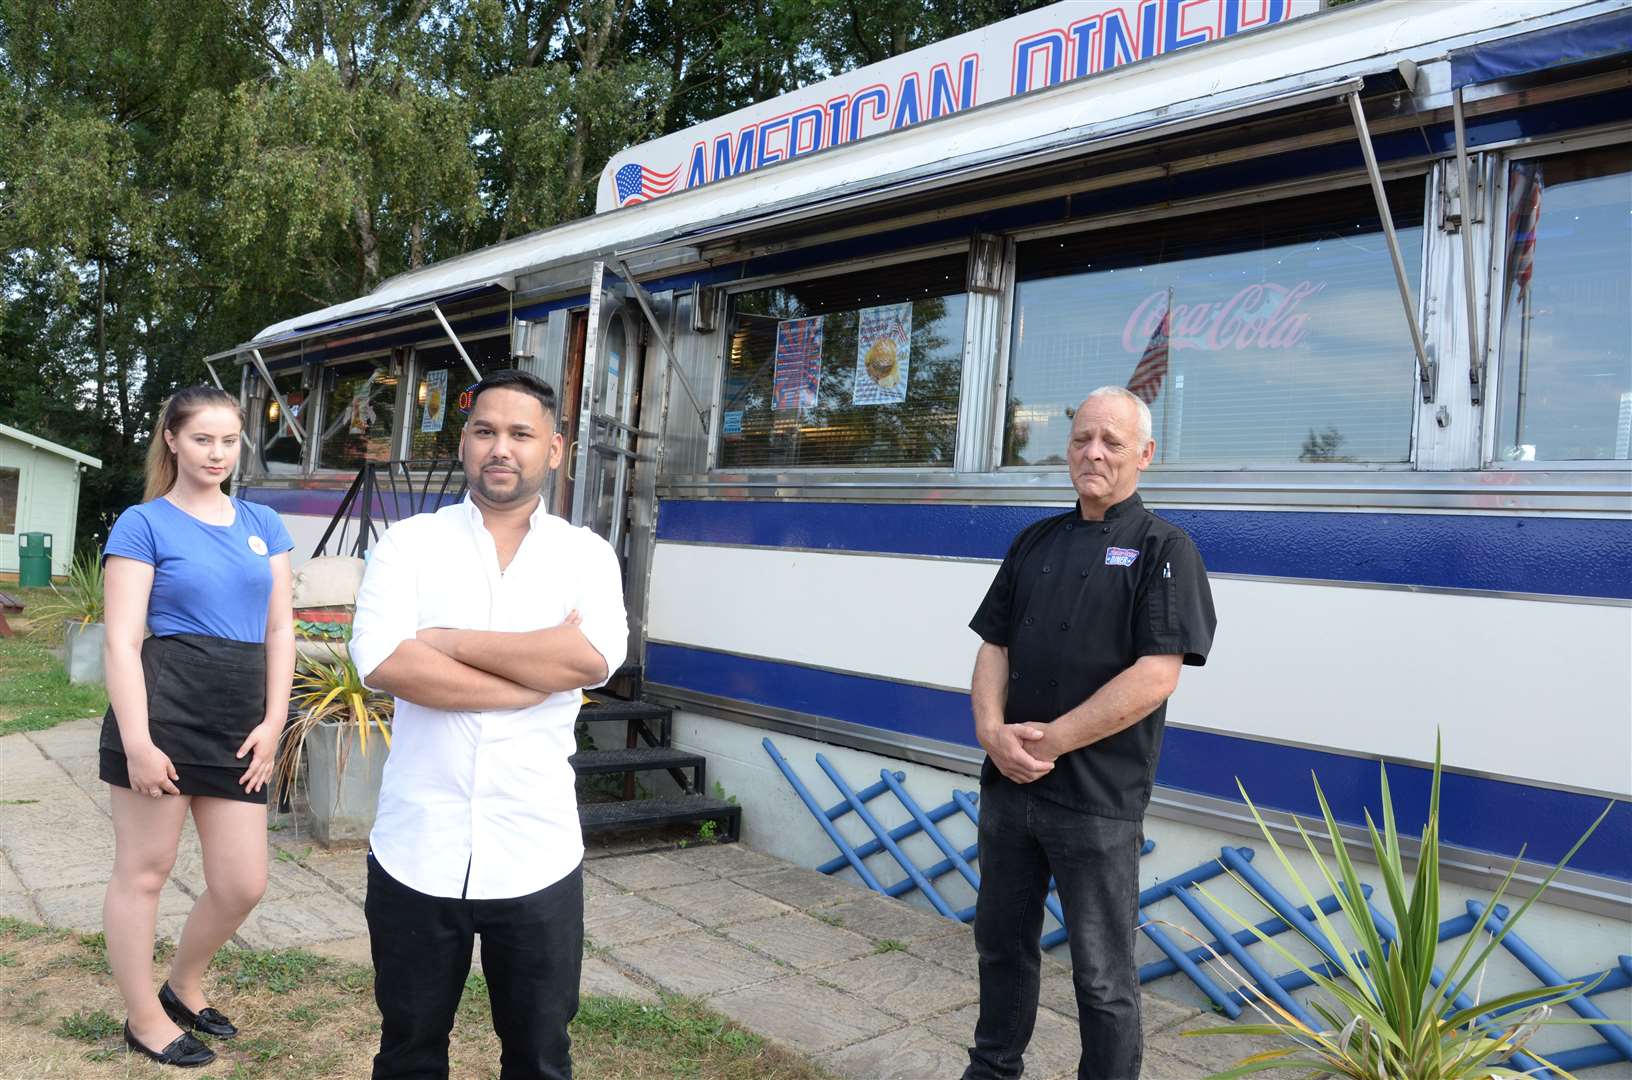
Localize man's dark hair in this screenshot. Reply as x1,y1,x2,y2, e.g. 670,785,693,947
468,369,557,425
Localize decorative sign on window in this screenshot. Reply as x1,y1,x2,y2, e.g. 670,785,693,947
773,316,825,411
421,369,448,434
1122,282,1325,355
854,303,913,406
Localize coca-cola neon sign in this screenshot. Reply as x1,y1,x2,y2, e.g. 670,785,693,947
1122,281,1326,353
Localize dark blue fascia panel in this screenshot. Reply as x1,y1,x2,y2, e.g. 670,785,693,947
1451,9,1632,89
645,642,1631,880
655,500,1632,600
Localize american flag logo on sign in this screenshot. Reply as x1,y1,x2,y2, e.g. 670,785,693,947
614,162,682,205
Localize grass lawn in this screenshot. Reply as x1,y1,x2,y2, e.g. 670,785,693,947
0,918,832,1079
0,581,108,738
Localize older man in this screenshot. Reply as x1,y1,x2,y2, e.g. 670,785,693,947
964,386,1217,1080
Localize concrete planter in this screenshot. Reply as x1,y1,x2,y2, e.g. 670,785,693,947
305,721,390,846
63,622,106,685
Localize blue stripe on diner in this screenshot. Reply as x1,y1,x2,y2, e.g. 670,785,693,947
645,642,1632,881
655,500,1632,601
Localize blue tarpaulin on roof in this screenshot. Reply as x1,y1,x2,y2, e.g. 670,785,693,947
1450,9,1632,89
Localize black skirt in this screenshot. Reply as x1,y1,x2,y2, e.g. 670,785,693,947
100,634,270,805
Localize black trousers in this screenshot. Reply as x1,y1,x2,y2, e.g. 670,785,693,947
365,854,583,1080
964,780,1144,1080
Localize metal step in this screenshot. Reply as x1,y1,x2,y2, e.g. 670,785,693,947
570,746,703,776
578,696,671,724
578,796,741,841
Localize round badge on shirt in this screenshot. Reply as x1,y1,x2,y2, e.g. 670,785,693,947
247,535,269,557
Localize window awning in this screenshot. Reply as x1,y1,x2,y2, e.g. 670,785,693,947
248,278,514,353
1449,8,1632,89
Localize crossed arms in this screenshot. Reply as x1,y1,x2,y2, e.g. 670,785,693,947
971,641,1182,784
366,616,609,712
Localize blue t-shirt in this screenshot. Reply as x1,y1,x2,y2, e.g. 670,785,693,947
104,497,294,644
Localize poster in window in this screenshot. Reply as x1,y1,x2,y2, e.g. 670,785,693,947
773,316,824,411
421,369,448,433
854,303,912,406
348,374,378,435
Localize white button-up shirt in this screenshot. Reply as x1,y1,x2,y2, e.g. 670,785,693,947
349,496,627,900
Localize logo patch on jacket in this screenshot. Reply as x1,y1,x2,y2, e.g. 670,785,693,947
1105,546,1140,567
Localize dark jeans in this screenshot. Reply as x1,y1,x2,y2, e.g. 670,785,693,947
964,780,1143,1080
365,854,583,1080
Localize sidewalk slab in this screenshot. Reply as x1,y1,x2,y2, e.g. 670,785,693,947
734,865,874,910
816,893,964,945
817,1025,971,1080
721,911,874,971
579,954,659,1004
642,877,793,928
709,974,898,1055
582,892,699,947
611,928,785,997
906,925,980,979
33,880,193,938
817,950,978,1020
664,841,783,878
586,851,715,891
234,891,370,949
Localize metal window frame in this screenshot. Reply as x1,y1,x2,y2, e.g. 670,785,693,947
707,241,979,476
1480,131,1632,472
993,165,1437,473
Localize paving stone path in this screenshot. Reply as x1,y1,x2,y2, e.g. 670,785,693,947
1,719,1266,1078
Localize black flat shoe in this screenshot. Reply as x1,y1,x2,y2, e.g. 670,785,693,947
123,1022,216,1068
159,981,239,1039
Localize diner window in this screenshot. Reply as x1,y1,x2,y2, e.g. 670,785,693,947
255,368,307,475
717,254,969,469
405,336,513,461
316,356,399,471
1002,180,1426,467
1493,145,1632,463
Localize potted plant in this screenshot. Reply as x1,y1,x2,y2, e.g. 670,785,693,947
36,551,106,684
1186,736,1611,1079
274,649,393,845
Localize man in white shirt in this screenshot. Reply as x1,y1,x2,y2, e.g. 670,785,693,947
349,369,628,1080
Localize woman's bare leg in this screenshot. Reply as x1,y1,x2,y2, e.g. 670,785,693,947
167,796,269,1012
104,786,191,1049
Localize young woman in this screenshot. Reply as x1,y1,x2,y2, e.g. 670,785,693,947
100,386,295,1068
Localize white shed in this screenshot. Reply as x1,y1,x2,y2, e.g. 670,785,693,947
0,423,103,577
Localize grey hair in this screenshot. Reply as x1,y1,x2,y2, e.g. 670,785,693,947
1082,386,1153,443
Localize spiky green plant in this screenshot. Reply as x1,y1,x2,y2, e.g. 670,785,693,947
33,551,104,628
1187,734,1611,1079
273,648,392,808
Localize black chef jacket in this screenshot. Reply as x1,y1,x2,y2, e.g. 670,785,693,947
969,492,1217,819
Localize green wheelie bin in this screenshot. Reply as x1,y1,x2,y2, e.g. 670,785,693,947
17,532,52,587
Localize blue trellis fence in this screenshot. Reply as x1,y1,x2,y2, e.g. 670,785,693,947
763,737,1632,1075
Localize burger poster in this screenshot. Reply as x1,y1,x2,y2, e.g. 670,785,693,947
854,303,912,406
421,369,448,433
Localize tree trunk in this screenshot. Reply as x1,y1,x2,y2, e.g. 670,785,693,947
353,196,381,289
409,217,424,269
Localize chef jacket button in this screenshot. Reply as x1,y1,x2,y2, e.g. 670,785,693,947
1059,621,1069,631
1102,527,1110,534
1049,679,1058,688
1065,523,1074,531
1011,671,1021,681
1042,565,1052,574
1080,569,1090,578
1024,616,1034,626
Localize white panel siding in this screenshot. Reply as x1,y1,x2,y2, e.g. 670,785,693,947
647,541,1632,797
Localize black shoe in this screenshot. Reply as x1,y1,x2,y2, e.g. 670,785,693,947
159,981,239,1039
123,1022,216,1068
